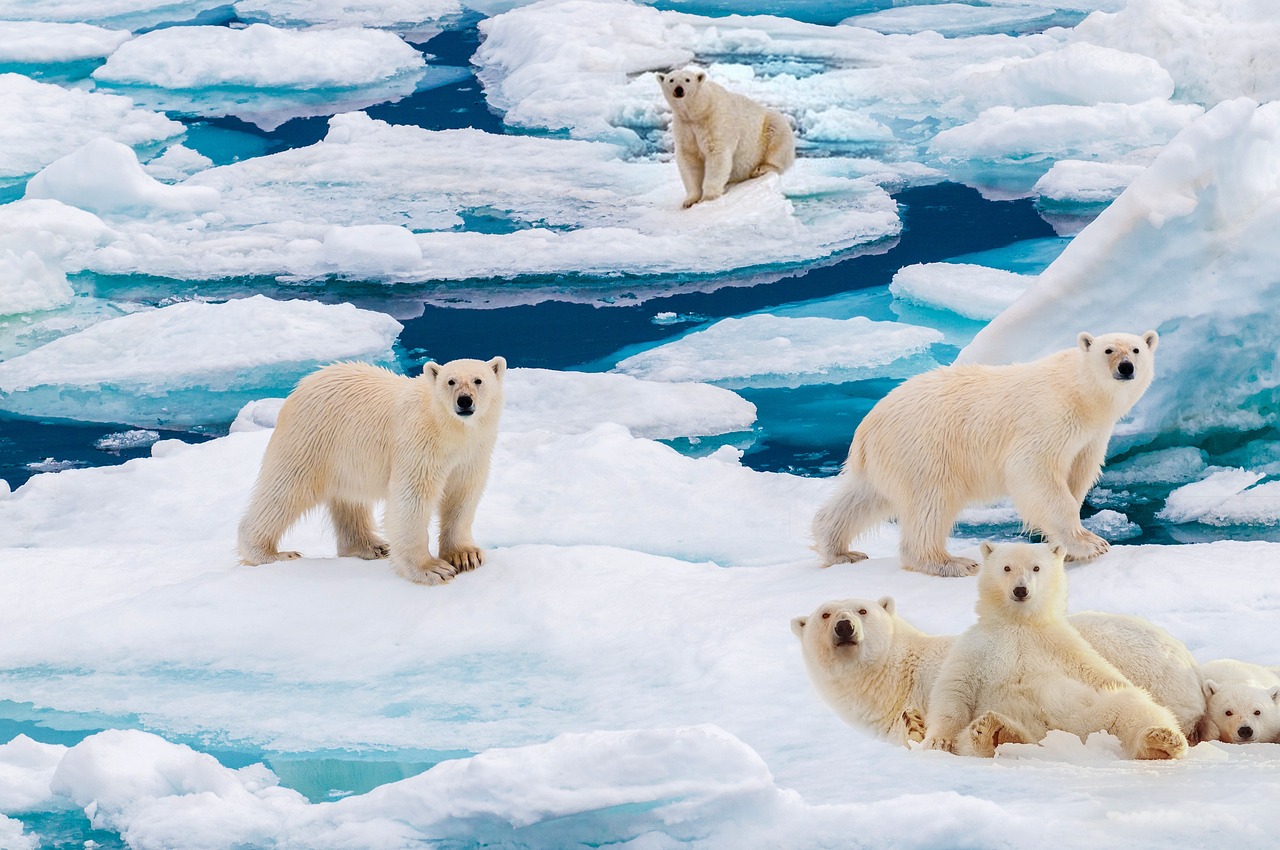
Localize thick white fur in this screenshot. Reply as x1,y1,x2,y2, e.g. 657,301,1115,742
237,358,505,585
658,67,795,208
922,542,1188,759
792,597,1206,746
1199,658,1280,743
813,330,1159,576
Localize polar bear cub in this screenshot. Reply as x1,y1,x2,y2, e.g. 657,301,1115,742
658,67,795,208
814,330,1159,577
792,596,1206,747
237,358,505,585
1199,658,1280,743
923,541,1187,759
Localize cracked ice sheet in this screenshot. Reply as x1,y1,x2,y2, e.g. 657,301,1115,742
1,424,1280,848
62,112,901,282
473,0,1199,196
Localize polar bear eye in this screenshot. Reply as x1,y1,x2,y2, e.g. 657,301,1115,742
821,612,830,619
858,608,867,616
1104,348,1114,354
1032,565,1040,572
1003,565,1011,572
1255,709,1262,716
447,379,456,386
474,378,483,385
1226,710,1234,717
1132,347,1139,354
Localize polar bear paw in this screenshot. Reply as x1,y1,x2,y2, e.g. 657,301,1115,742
922,735,956,754
823,550,869,567
1062,531,1110,562
967,711,1032,758
396,557,457,586
901,709,927,744
443,545,485,572
905,556,980,578
340,541,389,560
1134,726,1187,760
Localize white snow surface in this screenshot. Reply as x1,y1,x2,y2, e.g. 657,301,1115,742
0,296,402,427
0,0,223,28
53,113,900,283
234,0,460,29
1033,158,1150,204
890,262,1036,321
93,24,425,90
615,314,943,387
0,73,182,181
0,199,115,316
0,412,1278,848
1157,469,1266,525
961,99,1280,443
0,21,129,63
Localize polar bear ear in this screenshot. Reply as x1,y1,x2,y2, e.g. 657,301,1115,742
695,70,705,82
656,71,666,83
1078,332,1094,352
790,616,807,637
1143,329,1159,351
424,362,441,380
488,356,507,378
1048,543,1066,561
1204,679,1219,698
979,541,995,559
878,596,895,616
1270,685,1280,704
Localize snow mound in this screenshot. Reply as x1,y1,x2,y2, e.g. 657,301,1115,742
1033,158,1149,204
0,21,129,64
502,368,756,438
25,138,220,216
960,99,1280,443
1157,469,1266,525
74,113,900,283
890,262,1035,321
615,314,942,387
93,24,425,90
0,199,115,316
0,73,182,181
1197,480,1280,527
0,296,402,428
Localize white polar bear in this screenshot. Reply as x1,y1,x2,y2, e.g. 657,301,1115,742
237,358,505,585
1199,658,1280,743
922,542,1187,759
792,597,1206,746
813,330,1159,577
657,67,795,208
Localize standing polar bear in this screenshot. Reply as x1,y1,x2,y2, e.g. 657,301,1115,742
813,330,1159,576
658,67,795,208
791,595,1206,747
237,358,505,586
923,542,1188,760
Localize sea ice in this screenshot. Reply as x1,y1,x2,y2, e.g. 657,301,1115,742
961,99,1280,444
0,295,402,428
0,73,182,182
889,262,1035,321
1157,469,1266,525
234,0,461,30
1196,481,1280,527
615,314,943,387
0,0,225,29
1033,157,1151,205
0,199,115,316
25,138,220,215
0,21,129,64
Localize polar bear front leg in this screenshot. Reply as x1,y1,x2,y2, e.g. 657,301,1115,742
676,144,705,208
438,460,490,573
386,471,456,585
699,141,733,203
1009,463,1109,562
898,501,978,577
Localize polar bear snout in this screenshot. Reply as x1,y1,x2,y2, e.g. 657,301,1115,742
1115,359,1135,380
1012,585,1029,602
456,394,474,416
833,616,861,646
672,85,685,98
1237,725,1254,740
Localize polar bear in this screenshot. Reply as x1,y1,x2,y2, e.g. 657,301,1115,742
813,330,1159,576
792,596,1206,746
922,541,1187,759
237,358,505,585
657,67,795,208
1199,658,1280,743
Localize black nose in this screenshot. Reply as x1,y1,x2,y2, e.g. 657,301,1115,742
1013,586,1028,600
1117,360,1134,377
673,85,684,98
457,395,473,410
1239,726,1254,739
834,619,854,638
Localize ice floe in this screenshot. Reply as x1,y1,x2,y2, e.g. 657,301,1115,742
1157,469,1266,525
962,99,1280,443
0,199,115,316
889,262,1035,322
0,295,402,427
0,73,182,182
26,138,220,215
234,0,461,31
0,21,129,64
0,0,226,29
614,314,943,388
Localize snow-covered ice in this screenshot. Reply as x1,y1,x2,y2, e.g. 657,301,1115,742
26,138,220,215
234,0,461,31
890,262,1035,322
0,296,402,427
0,21,129,64
615,314,943,387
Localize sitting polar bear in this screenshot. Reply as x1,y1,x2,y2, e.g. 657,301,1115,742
792,595,1206,747
922,542,1188,759
658,67,795,208
237,358,505,585
1199,658,1280,743
813,330,1159,577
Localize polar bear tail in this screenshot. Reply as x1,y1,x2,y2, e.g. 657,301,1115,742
812,470,890,566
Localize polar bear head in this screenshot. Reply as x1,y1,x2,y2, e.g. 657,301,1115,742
425,357,506,423
1076,330,1159,398
657,67,708,108
1203,680,1280,744
791,596,899,673
976,541,1068,622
